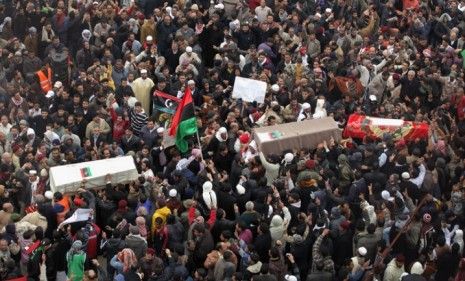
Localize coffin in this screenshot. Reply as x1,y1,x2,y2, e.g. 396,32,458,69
252,117,342,155
49,156,139,194
343,114,429,141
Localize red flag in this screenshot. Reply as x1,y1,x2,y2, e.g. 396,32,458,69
343,114,429,141
153,90,181,102
169,88,194,136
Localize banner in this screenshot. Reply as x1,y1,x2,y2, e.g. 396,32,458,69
343,114,429,141
232,76,267,103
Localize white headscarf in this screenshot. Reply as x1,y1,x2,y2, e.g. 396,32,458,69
0,17,11,33
202,181,217,209
313,98,327,119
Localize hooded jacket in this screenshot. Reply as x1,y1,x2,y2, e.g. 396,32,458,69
269,208,291,244
338,154,353,189
151,206,171,235
125,233,147,260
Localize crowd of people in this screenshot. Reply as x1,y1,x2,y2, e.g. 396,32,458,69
0,0,465,280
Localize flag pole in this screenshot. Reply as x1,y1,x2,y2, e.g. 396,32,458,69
195,125,204,162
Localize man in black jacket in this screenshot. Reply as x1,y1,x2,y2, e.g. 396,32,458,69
121,127,142,153
101,229,126,279
253,223,272,263
211,208,237,241
30,109,52,139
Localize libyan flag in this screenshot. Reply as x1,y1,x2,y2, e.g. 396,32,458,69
168,88,197,153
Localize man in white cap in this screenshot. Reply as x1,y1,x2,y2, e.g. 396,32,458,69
131,69,154,114
179,46,201,66
28,170,40,204
186,79,202,106
297,102,312,121
350,247,367,274
206,127,228,155
400,171,418,199
156,126,165,136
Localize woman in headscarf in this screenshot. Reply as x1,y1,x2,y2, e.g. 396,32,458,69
0,17,13,40
110,248,138,277
66,240,86,281
135,216,147,240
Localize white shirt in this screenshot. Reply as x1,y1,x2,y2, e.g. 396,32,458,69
0,123,12,135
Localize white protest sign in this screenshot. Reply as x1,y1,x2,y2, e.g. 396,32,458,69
232,76,267,103
59,208,93,228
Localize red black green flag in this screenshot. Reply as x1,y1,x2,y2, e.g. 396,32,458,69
168,88,197,153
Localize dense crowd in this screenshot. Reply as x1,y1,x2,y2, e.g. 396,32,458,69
1,0,465,280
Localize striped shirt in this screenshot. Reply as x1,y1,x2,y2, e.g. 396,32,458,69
130,109,148,135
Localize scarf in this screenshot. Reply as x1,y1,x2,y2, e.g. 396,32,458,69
135,217,148,238
117,248,138,272
11,96,24,107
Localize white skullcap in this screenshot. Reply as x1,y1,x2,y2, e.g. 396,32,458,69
358,247,367,256
410,262,424,275
284,153,294,163
186,46,193,53
302,103,311,110
381,190,394,201
46,90,55,98
40,169,48,177
187,79,195,85
214,3,224,9
44,191,53,200
218,127,227,134
140,69,148,74
169,189,177,197
27,128,35,135
271,84,279,91
284,275,297,281
203,181,213,192
236,184,245,195
325,8,332,13
156,127,165,134
54,81,62,88
146,35,153,41
29,170,37,176
369,95,377,101
401,172,410,179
